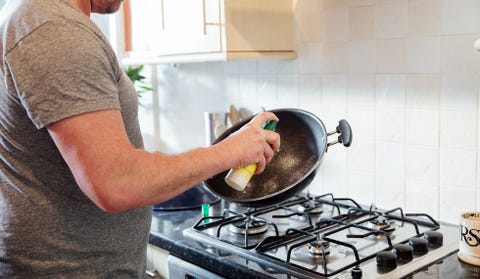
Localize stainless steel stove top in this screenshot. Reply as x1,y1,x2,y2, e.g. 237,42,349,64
184,193,459,278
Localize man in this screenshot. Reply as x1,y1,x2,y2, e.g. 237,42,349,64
0,0,280,277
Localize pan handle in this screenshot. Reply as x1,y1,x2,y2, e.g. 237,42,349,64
326,119,353,151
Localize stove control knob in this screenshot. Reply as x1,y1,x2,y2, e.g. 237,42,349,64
423,231,443,247
351,267,362,279
409,237,429,256
376,251,397,272
393,244,414,264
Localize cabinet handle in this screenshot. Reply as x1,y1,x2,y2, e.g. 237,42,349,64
146,269,157,278
202,0,206,35
160,0,165,30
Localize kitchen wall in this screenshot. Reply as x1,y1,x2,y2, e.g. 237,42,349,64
138,0,480,224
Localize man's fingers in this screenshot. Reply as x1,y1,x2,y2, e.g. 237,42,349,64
264,130,280,152
250,112,279,128
255,157,266,174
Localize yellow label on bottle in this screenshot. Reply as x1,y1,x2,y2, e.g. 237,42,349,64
225,164,257,191
235,163,257,178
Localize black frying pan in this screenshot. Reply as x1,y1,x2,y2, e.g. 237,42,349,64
204,108,352,207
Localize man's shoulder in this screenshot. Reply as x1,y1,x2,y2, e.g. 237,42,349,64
1,0,93,52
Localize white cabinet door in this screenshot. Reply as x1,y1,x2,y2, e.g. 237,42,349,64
130,0,222,56
146,244,170,278
129,0,161,52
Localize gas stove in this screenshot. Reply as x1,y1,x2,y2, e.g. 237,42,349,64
184,193,459,278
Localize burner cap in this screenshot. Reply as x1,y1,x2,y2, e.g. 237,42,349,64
369,218,396,234
297,200,323,215
308,240,330,256
228,218,268,235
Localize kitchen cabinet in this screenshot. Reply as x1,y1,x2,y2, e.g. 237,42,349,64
146,243,170,278
121,0,295,65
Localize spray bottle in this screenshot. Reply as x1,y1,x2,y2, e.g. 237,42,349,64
224,120,277,191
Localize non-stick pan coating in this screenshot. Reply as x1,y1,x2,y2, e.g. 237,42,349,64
205,109,327,207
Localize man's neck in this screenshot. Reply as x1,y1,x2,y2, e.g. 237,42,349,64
69,0,91,16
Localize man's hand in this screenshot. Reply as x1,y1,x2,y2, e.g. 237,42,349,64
218,112,281,174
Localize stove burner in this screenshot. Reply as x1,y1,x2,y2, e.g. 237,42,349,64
308,240,331,257
292,241,348,266
366,218,396,240
369,218,396,232
228,217,268,235
297,200,323,215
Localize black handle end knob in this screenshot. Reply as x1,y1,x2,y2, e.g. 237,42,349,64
337,119,353,147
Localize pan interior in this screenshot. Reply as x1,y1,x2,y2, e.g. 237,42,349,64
206,110,326,203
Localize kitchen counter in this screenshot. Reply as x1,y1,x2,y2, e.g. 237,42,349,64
149,200,479,279
411,252,480,279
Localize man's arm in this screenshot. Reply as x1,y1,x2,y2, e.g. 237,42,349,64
47,109,279,213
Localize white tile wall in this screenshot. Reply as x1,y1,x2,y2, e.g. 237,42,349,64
376,0,408,39
349,5,375,40
139,0,480,224
408,0,442,37
348,41,376,73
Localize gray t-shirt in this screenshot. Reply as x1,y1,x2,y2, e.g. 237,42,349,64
0,0,151,278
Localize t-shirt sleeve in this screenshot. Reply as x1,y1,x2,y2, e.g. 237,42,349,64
6,20,121,129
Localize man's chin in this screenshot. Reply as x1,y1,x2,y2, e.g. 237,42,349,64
92,1,123,14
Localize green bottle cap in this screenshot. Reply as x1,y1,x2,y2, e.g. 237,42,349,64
201,203,210,217
262,120,277,131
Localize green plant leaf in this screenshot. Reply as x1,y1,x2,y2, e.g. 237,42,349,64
124,65,152,101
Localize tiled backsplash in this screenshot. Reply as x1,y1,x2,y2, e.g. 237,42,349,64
138,0,480,223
